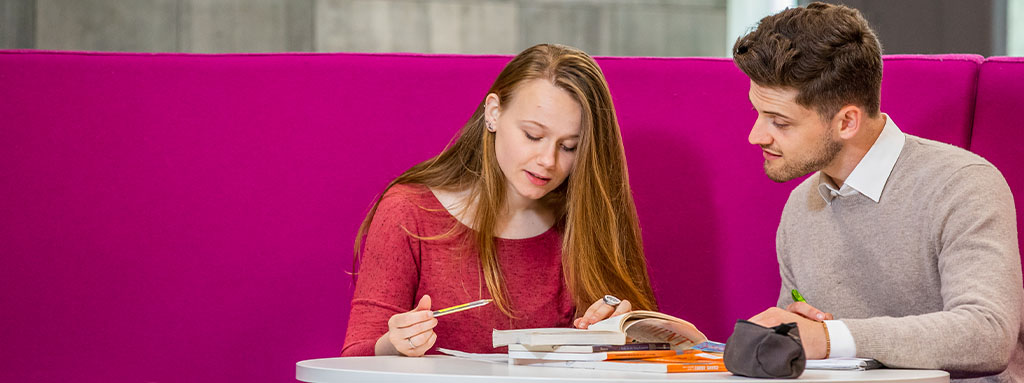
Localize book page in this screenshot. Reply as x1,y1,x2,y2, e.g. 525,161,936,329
588,311,707,352
622,318,705,352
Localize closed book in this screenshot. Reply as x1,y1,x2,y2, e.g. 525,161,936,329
508,349,677,361
514,359,726,373
492,328,625,347
507,342,671,353
513,350,726,373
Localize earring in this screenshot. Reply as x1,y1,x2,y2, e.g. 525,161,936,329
487,122,496,132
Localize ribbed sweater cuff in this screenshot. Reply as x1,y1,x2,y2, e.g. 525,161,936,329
841,318,891,364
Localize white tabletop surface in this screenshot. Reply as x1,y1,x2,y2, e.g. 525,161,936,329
296,356,950,383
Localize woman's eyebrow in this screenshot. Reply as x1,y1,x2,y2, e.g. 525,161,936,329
522,119,579,139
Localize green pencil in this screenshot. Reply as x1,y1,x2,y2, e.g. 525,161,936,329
791,289,806,303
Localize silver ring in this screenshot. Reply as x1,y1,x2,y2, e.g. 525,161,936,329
407,337,417,349
603,294,621,307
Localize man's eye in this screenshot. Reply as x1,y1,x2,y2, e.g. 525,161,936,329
772,121,789,129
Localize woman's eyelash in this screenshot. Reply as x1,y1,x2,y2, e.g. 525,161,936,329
525,131,575,152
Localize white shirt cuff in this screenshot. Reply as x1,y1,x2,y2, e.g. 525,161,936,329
824,320,856,358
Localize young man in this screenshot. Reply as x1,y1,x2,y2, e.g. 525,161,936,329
734,3,1022,381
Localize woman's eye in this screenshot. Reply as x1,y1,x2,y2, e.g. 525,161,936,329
525,132,541,141
561,145,577,153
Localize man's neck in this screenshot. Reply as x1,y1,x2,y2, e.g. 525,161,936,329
823,114,888,186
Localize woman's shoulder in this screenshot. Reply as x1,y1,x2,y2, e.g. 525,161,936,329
376,183,444,219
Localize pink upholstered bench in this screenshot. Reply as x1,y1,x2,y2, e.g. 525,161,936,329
0,50,1013,382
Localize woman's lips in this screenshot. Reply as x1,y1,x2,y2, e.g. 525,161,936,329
525,170,550,186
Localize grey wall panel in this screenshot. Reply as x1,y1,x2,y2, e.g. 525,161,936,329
611,1,727,57
36,0,178,52
18,0,730,56
1,0,36,49
456,1,518,54
179,0,304,53
518,2,603,55
285,0,315,52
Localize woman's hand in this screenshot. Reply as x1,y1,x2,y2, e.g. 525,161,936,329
374,295,438,356
573,296,632,329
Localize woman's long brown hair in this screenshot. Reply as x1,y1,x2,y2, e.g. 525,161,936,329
354,43,657,318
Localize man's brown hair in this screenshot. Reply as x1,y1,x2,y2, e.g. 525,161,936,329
733,2,883,120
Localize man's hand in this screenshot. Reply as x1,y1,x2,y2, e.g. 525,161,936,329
748,307,828,359
786,301,834,321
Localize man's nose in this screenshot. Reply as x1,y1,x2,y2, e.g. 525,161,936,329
749,121,771,146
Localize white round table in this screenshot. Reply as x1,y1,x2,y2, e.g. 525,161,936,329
296,356,950,383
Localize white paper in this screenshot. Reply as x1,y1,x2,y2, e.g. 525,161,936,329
437,348,509,364
806,357,881,370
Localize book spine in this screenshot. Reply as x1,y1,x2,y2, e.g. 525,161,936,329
592,343,671,352
666,363,727,373
603,350,677,360
663,364,729,372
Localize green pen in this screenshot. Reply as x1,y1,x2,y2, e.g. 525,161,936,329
791,289,806,303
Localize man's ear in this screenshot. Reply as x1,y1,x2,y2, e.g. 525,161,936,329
834,105,863,140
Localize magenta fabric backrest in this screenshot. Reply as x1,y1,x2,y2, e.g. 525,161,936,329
0,51,509,383
0,51,983,382
970,57,1024,263
878,55,983,149
600,54,983,341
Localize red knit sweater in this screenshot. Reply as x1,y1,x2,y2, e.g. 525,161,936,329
341,184,575,356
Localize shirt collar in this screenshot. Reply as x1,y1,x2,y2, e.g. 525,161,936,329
817,114,905,204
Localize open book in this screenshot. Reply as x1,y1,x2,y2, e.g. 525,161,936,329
493,310,707,352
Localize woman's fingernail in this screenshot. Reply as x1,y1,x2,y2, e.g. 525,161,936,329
816,313,825,320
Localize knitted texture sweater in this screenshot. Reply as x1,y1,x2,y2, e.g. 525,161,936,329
342,184,574,356
776,134,1023,382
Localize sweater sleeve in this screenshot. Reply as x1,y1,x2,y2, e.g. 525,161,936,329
776,214,798,308
341,188,423,356
842,165,1022,376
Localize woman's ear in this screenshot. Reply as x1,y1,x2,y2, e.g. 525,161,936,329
484,93,501,132
484,93,501,122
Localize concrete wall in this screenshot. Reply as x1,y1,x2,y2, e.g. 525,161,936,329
2,0,729,56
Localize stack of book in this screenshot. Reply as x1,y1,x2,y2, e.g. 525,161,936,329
492,311,727,373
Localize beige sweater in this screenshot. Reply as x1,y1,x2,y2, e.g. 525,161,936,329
776,134,1023,382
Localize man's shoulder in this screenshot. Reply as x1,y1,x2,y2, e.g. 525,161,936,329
902,134,993,170
897,134,1004,186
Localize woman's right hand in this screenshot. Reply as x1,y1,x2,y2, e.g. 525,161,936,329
374,295,438,356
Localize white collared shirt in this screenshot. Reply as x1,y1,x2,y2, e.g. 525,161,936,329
817,114,905,358
817,114,905,205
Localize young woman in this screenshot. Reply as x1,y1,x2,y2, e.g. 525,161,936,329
341,44,658,357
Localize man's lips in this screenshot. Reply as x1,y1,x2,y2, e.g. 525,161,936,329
762,150,781,160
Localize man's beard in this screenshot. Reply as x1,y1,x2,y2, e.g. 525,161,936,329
764,133,842,183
